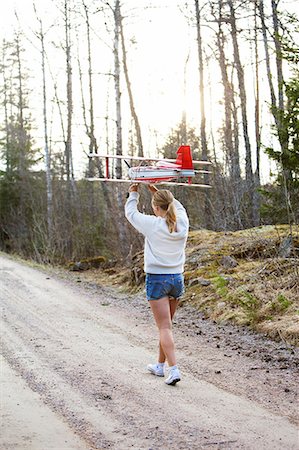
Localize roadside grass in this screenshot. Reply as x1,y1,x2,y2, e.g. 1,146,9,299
98,224,298,345
2,224,298,345
181,225,299,345
82,225,299,345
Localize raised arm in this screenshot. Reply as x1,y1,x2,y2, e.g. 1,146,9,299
125,186,156,236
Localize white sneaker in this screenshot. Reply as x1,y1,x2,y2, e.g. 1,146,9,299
147,363,165,377
165,367,181,385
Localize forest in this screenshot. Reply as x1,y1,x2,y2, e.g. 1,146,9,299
0,0,298,264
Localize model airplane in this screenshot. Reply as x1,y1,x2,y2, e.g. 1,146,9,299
88,145,212,188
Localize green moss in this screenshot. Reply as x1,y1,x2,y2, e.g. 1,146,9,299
277,293,292,308
270,294,292,313
212,275,229,297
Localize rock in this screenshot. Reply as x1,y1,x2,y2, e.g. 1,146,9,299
188,277,211,287
278,236,293,258
69,261,85,271
104,268,117,275
223,276,234,284
67,256,106,271
220,255,238,268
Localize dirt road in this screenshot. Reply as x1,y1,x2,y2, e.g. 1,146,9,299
1,253,298,450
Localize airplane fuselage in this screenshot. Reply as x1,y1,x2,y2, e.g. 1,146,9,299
128,167,195,183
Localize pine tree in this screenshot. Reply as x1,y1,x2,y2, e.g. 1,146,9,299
262,73,299,224
261,7,299,225
160,120,201,161
0,35,39,253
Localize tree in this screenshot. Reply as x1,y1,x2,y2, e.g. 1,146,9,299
259,1,299,225
263,74,299,224
1,39,11,175
81,0,103,178
194,0,211,227
64,0,74,188
160,120,200,160
0,35,39,254
213,0,241,183
120,10,144,157
33,4,53,241
113,0,122,179
209,0,243,228
253,0,261,226
227,0,254,225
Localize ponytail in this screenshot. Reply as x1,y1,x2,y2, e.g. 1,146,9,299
152,190,177,233
166,202,177,233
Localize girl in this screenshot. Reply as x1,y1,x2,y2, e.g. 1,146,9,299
125,183,189,385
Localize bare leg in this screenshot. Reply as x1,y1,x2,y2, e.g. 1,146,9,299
158,298,179,363
150,297,179,367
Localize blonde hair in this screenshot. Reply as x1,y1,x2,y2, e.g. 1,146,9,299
153,190,177,233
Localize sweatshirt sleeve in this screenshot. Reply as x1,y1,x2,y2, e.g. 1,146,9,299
125,192,156,236
174,199,188,221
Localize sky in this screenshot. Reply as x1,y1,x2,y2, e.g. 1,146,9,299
0,0,298,182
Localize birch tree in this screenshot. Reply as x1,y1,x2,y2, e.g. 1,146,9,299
113,0,122,179
33,4,53,240
64,0,75,189
120,11,144,157
81,0,102,178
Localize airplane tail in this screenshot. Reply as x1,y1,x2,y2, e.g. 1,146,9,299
175,146,193,169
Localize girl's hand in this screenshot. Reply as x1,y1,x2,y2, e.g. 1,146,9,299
148,184,158,194
129,183,139,193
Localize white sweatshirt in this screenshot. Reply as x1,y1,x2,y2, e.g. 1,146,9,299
125,192,189,274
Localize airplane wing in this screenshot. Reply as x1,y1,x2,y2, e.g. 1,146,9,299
86,178,212,188
87,146,212,188
88,153,212,166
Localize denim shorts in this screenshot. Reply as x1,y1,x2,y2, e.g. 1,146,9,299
145,273,185,301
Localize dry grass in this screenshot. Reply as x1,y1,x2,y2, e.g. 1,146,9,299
78,224,299,346
182,225,299,345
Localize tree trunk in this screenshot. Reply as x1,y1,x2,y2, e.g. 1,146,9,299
16,35,26,180
114,0,122,178
15,34,29,238
259,1,289,172
259,0,278,127
271,0,292,225
34,6,53,240
214,0,242,229
271,0,284,112
64,0,74,189
271,0,291,183
194,0,210,227
195,0,208,161
215,0,241,182
253,0,261,226
119,12,143,157
227,0,254,224
82,1,102,179
181,52,189,145
1,40,10,174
